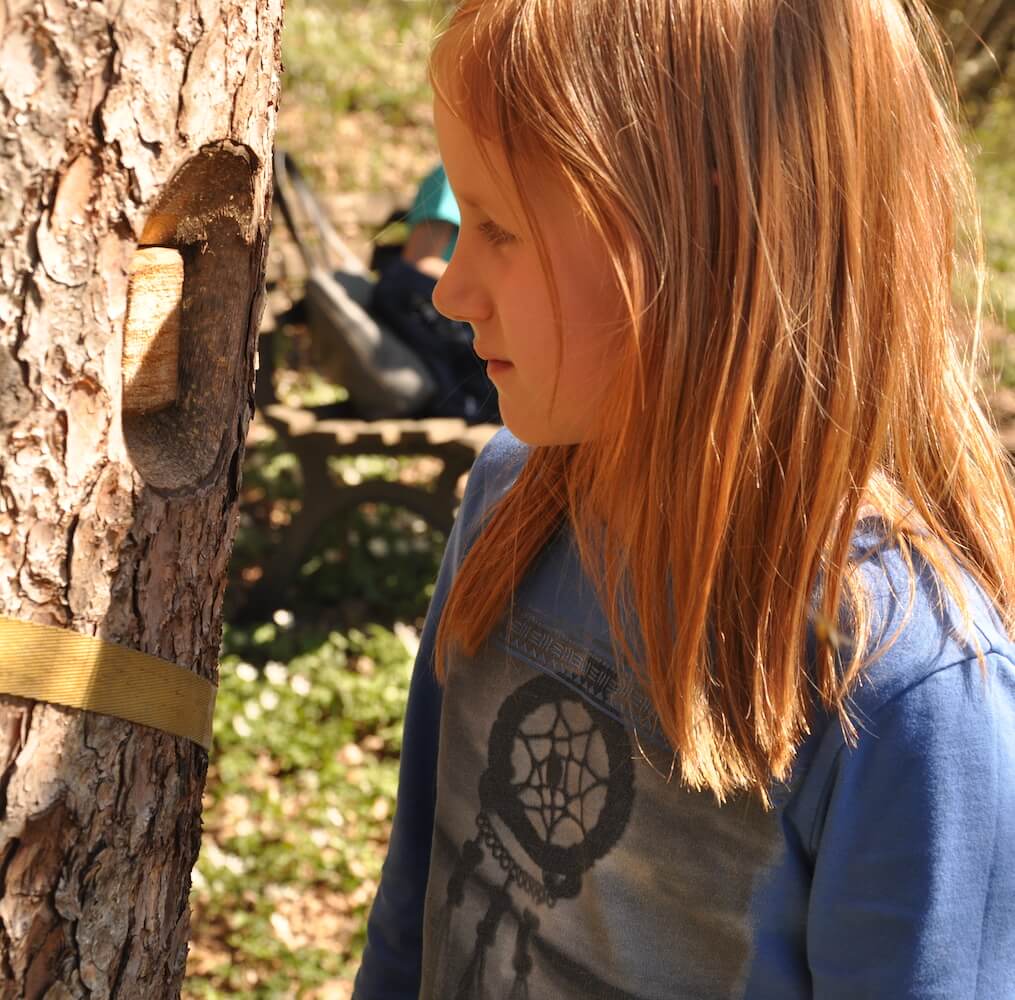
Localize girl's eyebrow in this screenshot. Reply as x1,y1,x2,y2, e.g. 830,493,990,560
456,193,488,210
459,191,520,226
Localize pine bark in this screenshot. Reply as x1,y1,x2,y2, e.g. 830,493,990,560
0,1,282,996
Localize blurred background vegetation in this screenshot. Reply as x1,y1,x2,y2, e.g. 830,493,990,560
183,1,1014,997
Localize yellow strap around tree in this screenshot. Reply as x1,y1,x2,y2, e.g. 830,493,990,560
0,616,216,751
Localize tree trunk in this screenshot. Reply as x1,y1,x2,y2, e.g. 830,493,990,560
0,1,282,996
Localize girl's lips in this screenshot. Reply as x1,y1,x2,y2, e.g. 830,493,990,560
475,346,513,374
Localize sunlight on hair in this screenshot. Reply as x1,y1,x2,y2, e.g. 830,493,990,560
432,0,1015,803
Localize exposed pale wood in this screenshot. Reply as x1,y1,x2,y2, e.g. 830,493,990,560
122,247,183,414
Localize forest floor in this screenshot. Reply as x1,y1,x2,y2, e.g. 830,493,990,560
182,2,1015,997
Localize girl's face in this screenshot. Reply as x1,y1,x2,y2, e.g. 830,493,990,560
433,98,626,446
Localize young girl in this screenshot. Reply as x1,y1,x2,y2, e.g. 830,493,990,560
354,1,1015,996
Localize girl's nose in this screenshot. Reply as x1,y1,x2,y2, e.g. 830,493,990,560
432,254,493,324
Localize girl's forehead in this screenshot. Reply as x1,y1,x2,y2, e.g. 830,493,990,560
434,97,528,220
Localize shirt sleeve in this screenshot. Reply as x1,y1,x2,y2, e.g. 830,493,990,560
804,652,1015,999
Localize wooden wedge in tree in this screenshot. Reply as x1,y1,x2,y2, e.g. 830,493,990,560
0,0,282,994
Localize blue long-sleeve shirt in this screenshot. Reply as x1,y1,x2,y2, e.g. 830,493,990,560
355,429,1015,999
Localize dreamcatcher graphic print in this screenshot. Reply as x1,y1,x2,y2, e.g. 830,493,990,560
435,672,635,998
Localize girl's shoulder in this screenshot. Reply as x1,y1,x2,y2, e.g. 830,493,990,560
844,517,1015,716
788,523,1015,868
459,441,1015,728
458,427,529,529
471,426,529,482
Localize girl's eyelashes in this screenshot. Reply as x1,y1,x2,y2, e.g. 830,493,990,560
478,220,516,247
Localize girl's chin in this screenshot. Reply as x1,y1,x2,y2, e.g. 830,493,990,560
499,405,592,447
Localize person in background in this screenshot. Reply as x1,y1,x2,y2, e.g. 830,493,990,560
401,164,459,278
371,164,499,424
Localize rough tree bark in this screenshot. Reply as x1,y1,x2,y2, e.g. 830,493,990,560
0,0,282,996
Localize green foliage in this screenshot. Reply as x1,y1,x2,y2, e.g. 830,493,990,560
296,498,442,622
186,624,415,996
191,412,443,995
974,96,1015,337
226,432,445,626
190,407,443,997
276,0,457,193
282,0,453,123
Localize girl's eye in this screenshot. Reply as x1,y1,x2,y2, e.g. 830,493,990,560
478,221,515,247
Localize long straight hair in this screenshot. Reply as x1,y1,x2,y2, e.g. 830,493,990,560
432,0,1015,802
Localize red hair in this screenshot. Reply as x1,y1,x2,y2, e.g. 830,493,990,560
432,0,1015,802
